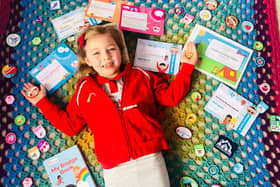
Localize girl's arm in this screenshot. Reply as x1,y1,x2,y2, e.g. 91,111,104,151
149,42,197,106
21,83,86,136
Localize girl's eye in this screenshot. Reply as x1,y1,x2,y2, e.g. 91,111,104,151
108,48,116,51
92,52,99,55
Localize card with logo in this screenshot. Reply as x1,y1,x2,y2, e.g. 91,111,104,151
119,5,165,36
51,7,101,40
205,84,268,136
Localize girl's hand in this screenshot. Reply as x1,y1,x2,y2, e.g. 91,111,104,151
21,83,47,105
181,42,198,65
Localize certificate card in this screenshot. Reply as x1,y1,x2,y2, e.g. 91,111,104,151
51,7,101,40
29,43,78,94
188,24,253,89
85,0,132,23
134,39,182,74
205,84,268,136
119,5,165,36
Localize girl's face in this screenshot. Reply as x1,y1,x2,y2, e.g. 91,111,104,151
84,33,122,79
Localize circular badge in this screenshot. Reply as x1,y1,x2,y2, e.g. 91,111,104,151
241,21,254,33
174,7,184,15
1,64,17,78
37,140,50,152
15,115,26,126
6,132,16,144
200,10,212,21
180,176,198,187
32,37,41,45
233,163,243,174
26,86,39,98
28,146,40,160
22,177,33,187
186,113,197,124
5,95,15,105
259,82,270,94
254,41,264,51
205,0,218,10
208,164,219,176
191,91,202,102
255,57,265,67
225,15,239,29
176,126,192,139
6,33,21,47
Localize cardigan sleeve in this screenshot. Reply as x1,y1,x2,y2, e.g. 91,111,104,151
149,63,195,107
36,85,86,136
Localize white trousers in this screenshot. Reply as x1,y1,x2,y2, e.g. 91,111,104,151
103,152,170,187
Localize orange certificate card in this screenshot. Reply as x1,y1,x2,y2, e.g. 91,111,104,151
85,0,133,23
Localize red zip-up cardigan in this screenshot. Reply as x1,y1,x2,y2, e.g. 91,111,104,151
36,63,194,169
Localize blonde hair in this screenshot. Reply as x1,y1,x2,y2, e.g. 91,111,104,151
76,23,130,80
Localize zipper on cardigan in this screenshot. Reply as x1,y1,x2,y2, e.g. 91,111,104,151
119,75,133,159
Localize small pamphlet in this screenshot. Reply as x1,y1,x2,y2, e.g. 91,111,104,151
188,24,253,89
134,38,182,74
51,7,101,40
29,43,77,94
43,145,96,187
270,115,280,132
119,5,165,36
85,0,133,23
205,84,268,136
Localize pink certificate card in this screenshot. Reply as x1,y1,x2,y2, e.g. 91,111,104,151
119,5,165,35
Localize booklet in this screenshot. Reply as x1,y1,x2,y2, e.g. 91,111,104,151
188,24,253,89
134,38,182,74
51,7,101,40
29,43,77,94
85,0,133,23
43,145,96,187
205,84,268,136
119,4,165,36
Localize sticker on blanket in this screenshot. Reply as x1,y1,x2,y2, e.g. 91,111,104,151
233,163,243,174
200,10,211,21
194,144,205,157
22,177,33,187
2,64,17,78
37,140,50,152
270,115,280,132
5,95,15,105
186,113,197,124
255,57,265,67
205,0,218,10
259,82,270,94
208,164,219,176
28,146,40,160
6,132,16,144
180,176,198,187
176,126,192,139
32,125,46,138
225,15,239,29
214,135,238,157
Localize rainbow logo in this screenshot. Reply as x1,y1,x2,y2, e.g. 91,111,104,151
79,168,90,181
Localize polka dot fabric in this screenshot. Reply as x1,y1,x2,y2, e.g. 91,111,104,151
0,0,279,186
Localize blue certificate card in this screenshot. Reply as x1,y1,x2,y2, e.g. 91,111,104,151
29,43,77,94
205,84,268,136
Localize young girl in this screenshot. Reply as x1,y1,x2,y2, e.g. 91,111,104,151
22,23,197,187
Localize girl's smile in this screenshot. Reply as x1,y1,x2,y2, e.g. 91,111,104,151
84,33,122,79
